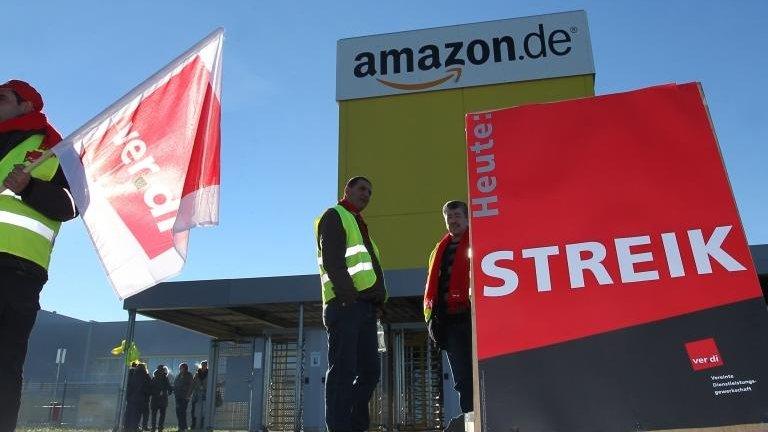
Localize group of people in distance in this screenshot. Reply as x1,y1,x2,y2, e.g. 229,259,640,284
124,360,209,432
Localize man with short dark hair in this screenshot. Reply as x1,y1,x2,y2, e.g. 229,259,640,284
149,364,172,432
190,360,209,429
424,200,473,431
173,363,193,431
316,176,387,432
0,80,77,432
139,363,152,431
126,363,151,431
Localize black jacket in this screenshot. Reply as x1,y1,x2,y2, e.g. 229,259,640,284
126,367,151,403
150,372,173,408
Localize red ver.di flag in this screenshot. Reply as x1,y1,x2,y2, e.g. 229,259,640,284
466,83,768,431
53,29,223,299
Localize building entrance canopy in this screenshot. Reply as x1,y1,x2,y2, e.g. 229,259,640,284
123,268,428,339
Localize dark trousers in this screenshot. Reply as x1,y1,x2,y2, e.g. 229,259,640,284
324,300,380,432
175,398,189,430
191,395,205,428
441,318,474,413
150,403,167,431
0,267,44,432
124,400,142,431
139,397,150,429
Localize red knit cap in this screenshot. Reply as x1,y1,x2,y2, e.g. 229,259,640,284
0,80,44,112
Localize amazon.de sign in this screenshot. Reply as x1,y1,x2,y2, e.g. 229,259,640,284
336,11,594,100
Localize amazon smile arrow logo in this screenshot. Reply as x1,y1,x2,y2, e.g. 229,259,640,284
376,67,462,91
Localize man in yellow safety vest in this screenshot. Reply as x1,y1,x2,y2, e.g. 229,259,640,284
316,176,387,432
0,80,77,432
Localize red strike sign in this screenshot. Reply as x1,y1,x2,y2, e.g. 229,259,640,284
466,83,762,360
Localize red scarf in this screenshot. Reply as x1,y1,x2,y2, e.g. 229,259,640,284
0,111,62,150
424,233,470,319
339,199,370,238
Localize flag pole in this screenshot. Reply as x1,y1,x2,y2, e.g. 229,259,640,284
0,148,57,194
0,27,225,194
113,309,137,432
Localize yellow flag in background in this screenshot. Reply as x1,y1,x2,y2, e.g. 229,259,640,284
110,340,141,365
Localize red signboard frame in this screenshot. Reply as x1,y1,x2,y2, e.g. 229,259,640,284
466,83,768,431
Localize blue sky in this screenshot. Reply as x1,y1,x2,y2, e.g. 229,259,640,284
7,0,767,322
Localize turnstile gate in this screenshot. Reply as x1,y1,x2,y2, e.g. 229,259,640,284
264,338,304,431
392,328,444,431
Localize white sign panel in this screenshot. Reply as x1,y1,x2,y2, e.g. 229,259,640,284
55,348,67,364
336,11,594,101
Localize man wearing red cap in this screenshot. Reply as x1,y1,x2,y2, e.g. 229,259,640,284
0,80,77,431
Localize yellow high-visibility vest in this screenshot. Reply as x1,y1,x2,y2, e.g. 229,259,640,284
0,134,62,270
315,205,383,304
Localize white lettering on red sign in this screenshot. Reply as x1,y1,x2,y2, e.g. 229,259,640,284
469,113,499,218
481,225,747,297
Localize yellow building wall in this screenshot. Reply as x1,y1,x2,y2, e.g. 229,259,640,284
338,74,595,270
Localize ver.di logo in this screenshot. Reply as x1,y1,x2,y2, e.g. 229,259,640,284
353,24,576,92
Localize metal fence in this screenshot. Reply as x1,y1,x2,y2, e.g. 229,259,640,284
213,341,253,431
18,332,442,431
18,381,210,430
19,381,120,429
